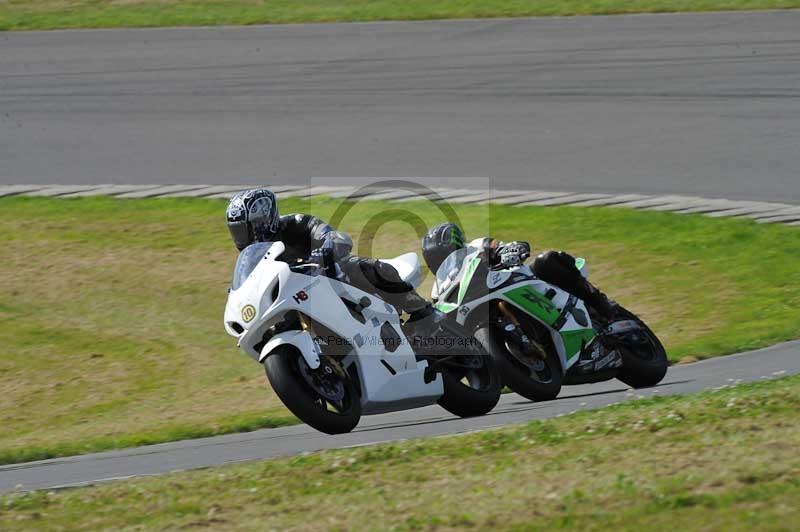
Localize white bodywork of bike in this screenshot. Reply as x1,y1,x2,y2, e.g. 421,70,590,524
223,242,443,415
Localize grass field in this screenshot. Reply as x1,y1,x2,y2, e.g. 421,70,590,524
0,0,799,31
1,195,799,465
2,374,799,530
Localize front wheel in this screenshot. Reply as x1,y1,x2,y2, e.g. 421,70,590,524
437,333,502,417
264,347,361,434
613,307,668,389
476,326,562,402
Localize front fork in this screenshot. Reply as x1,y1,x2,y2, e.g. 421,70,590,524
495,302,548,363
298,313,349,379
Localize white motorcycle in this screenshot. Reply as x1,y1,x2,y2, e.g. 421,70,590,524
224,241,501,434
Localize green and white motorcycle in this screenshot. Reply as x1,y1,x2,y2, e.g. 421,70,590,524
431,246,668,401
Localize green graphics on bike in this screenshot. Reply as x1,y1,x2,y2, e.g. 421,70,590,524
435,301,458,313
503,285,560,325
560,328,596,361
433,256,480,314
457,257,481,304
503,285,595,361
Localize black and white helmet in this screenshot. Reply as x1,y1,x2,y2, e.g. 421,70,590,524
422,222,465,274
226,188,280,251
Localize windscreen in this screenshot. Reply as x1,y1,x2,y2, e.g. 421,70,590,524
231,242,273,290
434,246,477,296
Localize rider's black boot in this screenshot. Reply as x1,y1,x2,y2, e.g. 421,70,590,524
579,279,618,320
402,303,443,347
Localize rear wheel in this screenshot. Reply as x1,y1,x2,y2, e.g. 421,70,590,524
613,307,668,389
264,346,361,434
477,326,562,402
437,330,502,417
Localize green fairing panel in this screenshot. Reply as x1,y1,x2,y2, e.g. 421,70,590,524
560,328,596,360
434,302,458,313
457,257,481,304
503,285,560,325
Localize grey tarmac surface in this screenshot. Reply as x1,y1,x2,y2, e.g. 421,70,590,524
2,11,800,202
2,340,798,494
2,11,799,494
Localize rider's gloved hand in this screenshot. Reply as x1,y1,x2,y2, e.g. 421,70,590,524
310,246,334,266
498,251,519,268
311,237,337,277
498,241,531,268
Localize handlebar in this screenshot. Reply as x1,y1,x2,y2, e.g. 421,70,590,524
289,261,322,272
289,260,338,278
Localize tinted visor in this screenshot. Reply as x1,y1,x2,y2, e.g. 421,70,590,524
228,220,253,251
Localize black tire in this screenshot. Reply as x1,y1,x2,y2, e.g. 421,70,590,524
614,307,668,389
264,347,361,434
476,326,562,402
437,332,502,417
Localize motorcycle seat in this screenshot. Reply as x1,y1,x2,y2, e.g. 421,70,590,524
381,252,423,290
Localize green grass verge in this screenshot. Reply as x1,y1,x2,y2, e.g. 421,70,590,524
0,195,798,466
3,374,799,530
1,0,799,31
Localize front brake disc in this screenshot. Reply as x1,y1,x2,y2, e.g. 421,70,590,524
298,357,345,402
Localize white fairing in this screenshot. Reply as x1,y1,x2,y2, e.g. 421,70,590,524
224,242,443,416
261,330,321,367
381,252,423,290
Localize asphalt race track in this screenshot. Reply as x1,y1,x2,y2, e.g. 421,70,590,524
1,340,799,493
2,11,800,493
2,11,800,202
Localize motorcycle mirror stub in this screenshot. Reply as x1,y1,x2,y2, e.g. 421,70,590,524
266,241,286,259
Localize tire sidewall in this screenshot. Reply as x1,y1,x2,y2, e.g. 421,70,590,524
264,347,361,434
614,308,668,389
475,326,562,402
437,341,502,417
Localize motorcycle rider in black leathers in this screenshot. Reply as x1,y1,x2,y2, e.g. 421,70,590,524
421,222,617,319
226,188,438,335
